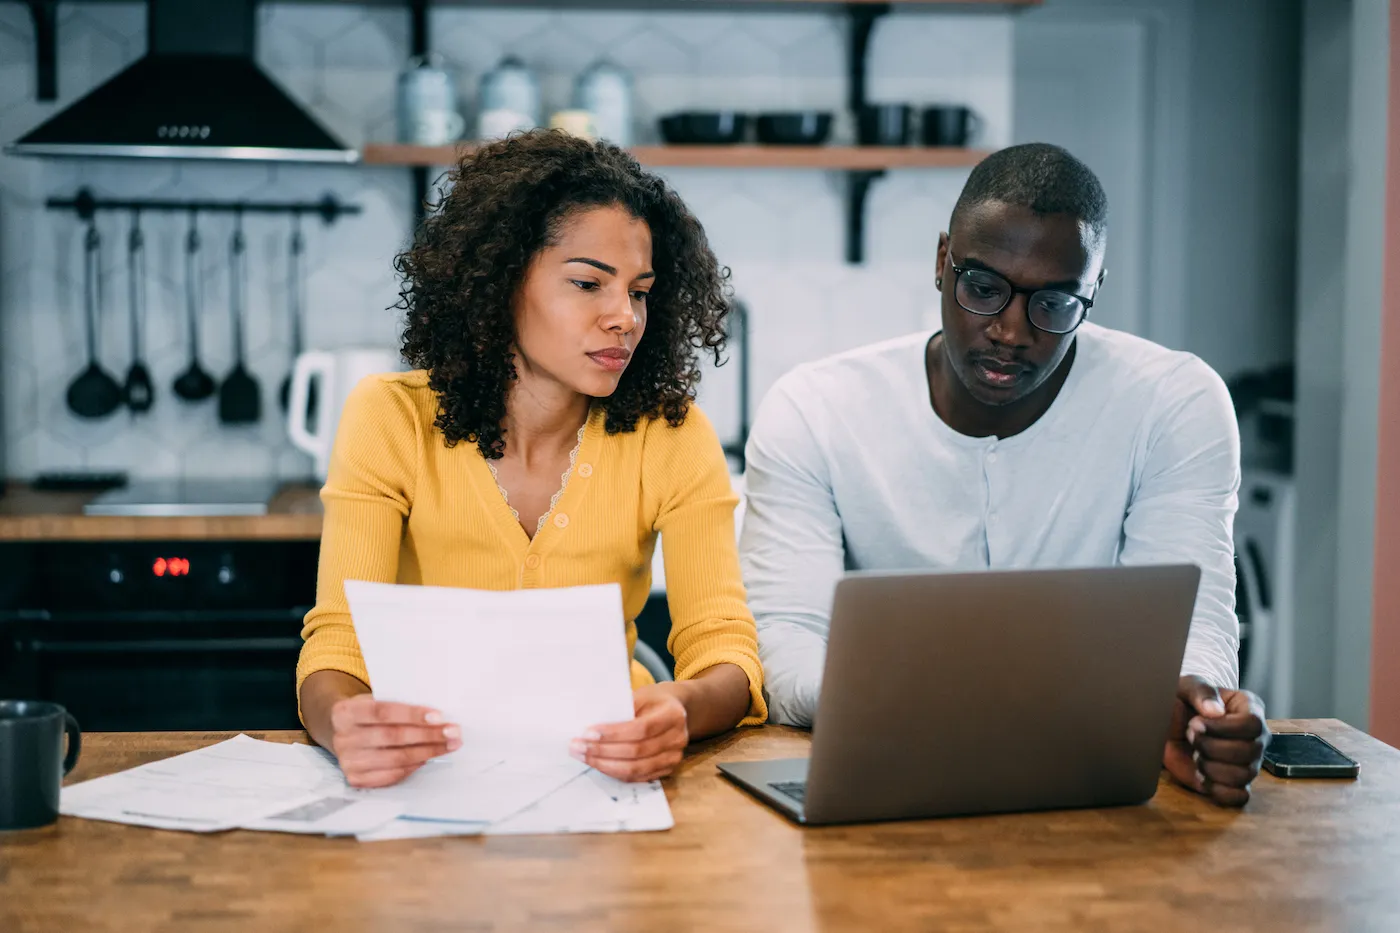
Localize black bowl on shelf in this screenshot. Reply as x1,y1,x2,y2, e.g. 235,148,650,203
755,111,833,145
658,112,749,145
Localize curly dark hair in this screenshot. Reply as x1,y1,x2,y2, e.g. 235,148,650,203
394,129,732,459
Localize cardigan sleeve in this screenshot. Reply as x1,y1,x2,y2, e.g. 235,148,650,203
647,405,768,725
295,375,421,714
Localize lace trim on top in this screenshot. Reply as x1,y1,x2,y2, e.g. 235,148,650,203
487,422,587,537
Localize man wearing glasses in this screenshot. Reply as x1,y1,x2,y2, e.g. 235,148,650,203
742,143,1268,806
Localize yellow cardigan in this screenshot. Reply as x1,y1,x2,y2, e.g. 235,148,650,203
296,370,767,725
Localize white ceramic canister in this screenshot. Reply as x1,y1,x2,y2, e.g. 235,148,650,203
573,60,633,148
477,55,540,140
397,55,464,145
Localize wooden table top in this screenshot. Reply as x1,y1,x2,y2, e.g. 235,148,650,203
2,719,1398,933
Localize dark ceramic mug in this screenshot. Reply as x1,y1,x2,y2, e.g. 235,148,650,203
0,700,81,830
857,103,912,146
921,105,983,147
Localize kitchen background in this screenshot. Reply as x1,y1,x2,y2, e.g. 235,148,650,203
0,1,1013,480
0,0,1394,739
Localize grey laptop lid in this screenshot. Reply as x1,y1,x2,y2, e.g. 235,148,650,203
727,564,1199,826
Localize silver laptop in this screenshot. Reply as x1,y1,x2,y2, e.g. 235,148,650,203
720,565,1200,825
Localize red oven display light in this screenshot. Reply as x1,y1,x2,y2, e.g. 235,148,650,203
152,557,190,577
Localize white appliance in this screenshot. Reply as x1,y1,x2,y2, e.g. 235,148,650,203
1235,470,1297,717
287,348,402,480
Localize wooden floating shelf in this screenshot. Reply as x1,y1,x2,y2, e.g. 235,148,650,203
742,0,1038,4
321,0,1040,7
363,143,992,171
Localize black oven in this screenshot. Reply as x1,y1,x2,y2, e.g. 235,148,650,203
0,540,318,732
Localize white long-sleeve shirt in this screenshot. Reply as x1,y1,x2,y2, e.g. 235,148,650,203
741,323,1241,727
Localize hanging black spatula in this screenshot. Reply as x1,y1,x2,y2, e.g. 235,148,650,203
173,212,216,402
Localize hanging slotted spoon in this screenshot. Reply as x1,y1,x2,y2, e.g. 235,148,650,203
122,210,154,413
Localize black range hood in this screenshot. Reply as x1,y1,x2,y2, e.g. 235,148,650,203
5,0,358,164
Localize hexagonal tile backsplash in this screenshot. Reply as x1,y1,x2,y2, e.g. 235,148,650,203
0,2,1010,481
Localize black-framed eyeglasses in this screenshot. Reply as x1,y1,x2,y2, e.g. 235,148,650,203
946,247,1096,335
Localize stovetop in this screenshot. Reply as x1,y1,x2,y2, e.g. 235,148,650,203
83,478,280,517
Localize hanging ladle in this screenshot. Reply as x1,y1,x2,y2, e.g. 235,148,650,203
122,210,154,413
65,220,123,420
172,210,216,402
218,208,261,424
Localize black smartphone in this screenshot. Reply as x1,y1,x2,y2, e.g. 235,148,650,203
1262,733,1360,779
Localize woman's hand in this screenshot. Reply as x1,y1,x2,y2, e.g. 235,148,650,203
301,670,461,788
328,693,461,788
568,663,755,783
570,683,689,782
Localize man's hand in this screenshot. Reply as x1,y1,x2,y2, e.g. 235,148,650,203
570,683,690,783
1163,674,1270,807
329,694,460,788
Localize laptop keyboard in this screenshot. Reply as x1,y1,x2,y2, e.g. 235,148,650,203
769,780,807,803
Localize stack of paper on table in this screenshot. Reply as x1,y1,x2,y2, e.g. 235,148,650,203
60,734,405,834
60,581,673,839
61,734,670,838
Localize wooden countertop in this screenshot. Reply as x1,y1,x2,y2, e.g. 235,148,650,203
0,483,323,541
2,719,1398,932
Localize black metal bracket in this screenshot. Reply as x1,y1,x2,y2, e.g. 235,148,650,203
718,298,750,471
845,169,885,264
409,0,428,56
412,167,431,226
844,3,890,264
25,0,58,101
46,188,362,224
408,0,433,227
846,2,889,114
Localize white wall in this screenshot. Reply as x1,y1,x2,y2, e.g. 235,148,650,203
1013,0,1301,383
1332,0,1391,729
1183,0,1300,382
1013,11,1151,337
1291,0,1352,718
1013,0,1189,347
0,2,1013,480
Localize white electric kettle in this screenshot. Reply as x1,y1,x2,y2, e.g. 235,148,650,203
287,348,403,480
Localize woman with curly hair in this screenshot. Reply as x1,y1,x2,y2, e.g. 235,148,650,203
296,130,765,788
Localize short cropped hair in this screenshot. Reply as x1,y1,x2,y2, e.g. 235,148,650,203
950,143,1108,244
